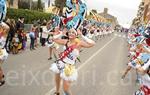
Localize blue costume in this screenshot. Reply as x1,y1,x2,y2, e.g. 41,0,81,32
65,0,87,31
140,53,150,64
0,0,6,23
51,15,61,28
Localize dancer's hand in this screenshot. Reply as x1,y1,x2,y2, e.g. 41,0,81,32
77,29,82,36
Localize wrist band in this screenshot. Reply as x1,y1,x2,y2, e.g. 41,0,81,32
81,35,95,44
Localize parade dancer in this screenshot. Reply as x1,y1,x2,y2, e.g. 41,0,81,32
50,28,95,95
134,58,150,95
0,25,9,86
0,0,9,86
122,24,150,95
47,26,61,60
134,23,150,95
46,12,62,60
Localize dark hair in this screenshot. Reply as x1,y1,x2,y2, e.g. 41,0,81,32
61,32,69,39
33,24,37,27
19,17,24,19
66,32,69,36
147,66,150,77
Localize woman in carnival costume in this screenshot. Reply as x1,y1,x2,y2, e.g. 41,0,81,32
45,10,61,60
50,28,95,95
134,45,150,95
46,26,61,60
134,23,150,95
122,24,150,95
0,0,9,86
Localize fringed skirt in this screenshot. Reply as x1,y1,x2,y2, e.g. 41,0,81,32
50,60,78,82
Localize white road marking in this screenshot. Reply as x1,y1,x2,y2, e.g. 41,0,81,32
114,33,127,39
123,35,126,38
77,37,115,71
45,37,116,95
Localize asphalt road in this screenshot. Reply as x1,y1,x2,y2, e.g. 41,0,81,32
0,32,138,95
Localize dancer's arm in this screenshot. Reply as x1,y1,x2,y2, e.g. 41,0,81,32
77,30,95,48
80,36,95,48
52,32,68,45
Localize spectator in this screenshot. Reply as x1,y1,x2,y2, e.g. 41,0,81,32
17,29,23,51
22,32,27,50
16,17,24,31
34,25,39,48
41,22,50,46
82,27,88,36
4,18,11,52
29,27,36,50
12,33,19,54
5,19,16,53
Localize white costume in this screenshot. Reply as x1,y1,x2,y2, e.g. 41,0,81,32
0,37,8,61
50,46,79,81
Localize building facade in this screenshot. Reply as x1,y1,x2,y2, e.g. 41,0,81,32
143,0,150,23
99,8,118,28
133,0,150,27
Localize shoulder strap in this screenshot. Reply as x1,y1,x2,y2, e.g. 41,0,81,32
60,43,76,60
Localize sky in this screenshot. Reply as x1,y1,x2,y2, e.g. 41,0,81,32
40,0,141,28
86,0,141,28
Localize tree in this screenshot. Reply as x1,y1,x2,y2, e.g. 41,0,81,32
7,0,10,8
7,0,16,8
37,0,43,11
18,0,30,9
32,2,38,10
54,0,66,16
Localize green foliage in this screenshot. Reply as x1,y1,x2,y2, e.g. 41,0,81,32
18,0,30,9
18,0,44,11
6,8,53,24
